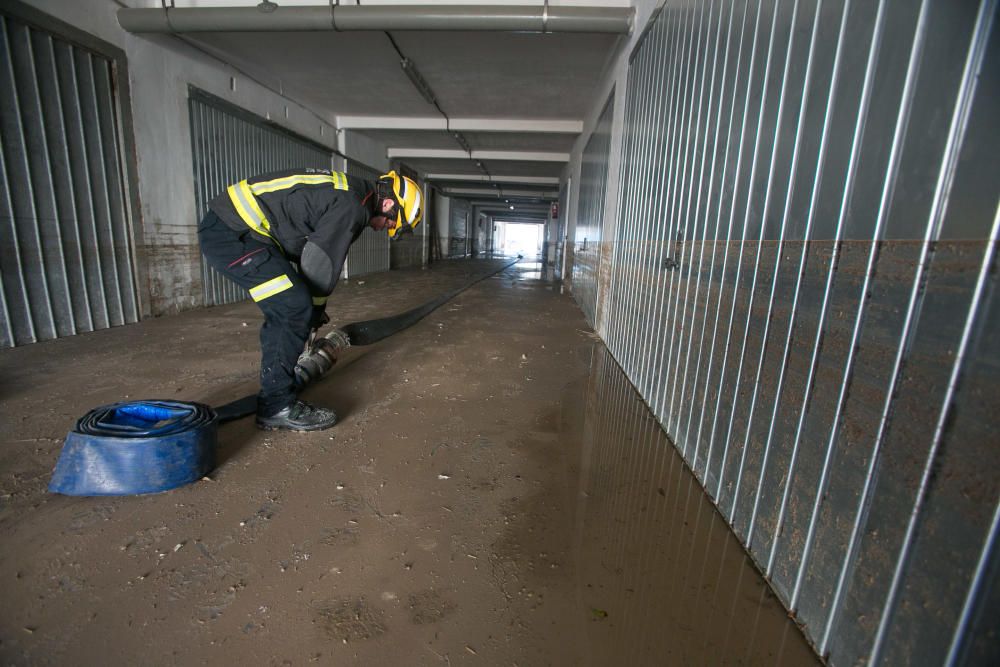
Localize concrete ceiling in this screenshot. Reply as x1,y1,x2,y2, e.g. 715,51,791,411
352,129,579,153
177,1,629,201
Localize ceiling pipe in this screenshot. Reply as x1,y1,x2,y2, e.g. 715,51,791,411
118,5,633,35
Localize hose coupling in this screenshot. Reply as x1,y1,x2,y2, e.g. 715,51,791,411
294,328,351,387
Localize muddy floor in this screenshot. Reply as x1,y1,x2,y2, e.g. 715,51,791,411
0,258,819,665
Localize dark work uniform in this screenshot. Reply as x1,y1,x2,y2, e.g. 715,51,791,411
198,168,376,417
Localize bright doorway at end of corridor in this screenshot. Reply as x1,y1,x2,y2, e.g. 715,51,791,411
496,222,544,259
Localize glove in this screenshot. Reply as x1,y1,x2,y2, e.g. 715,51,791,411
309,306,330,331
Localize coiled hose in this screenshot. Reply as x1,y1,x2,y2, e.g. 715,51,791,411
49,400,217,496
49,260,519,495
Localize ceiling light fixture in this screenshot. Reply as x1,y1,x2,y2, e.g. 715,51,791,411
452,131,472,154
400,57,437,106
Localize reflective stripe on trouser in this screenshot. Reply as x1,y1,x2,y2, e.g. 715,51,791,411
197,211,313,417
249,275,293,302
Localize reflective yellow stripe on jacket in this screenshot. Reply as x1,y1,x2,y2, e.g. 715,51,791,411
248,172,349,195
249,274,294,302
227,180,284,252
225,173,348,249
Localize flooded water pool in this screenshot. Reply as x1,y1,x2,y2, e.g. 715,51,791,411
557,345,819,664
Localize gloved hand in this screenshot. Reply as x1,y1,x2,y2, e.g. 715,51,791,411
309,306,330,331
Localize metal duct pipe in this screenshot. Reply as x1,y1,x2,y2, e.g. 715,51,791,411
118,5,633,34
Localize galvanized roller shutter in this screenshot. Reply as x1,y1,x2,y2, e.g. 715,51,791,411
343,158,389,278
602,1,1000,663
189,89,332,305
0,10,139,348
448,198,470,257
572,92,614,327
554,182,569,275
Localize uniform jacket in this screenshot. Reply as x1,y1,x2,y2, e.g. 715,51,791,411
209,168,377,296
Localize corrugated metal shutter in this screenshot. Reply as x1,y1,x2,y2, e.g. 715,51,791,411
448,199,469,257
343,158,389,278
555,183,569,275
189,88,332,306
572,92,614,327
601,1,999,664
0,11,139,348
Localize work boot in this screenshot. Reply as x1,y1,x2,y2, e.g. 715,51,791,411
255,399,338,432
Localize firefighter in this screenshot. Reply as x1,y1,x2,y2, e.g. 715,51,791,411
198,168,423,431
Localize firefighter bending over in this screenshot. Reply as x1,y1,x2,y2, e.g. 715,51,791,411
198,168,423,432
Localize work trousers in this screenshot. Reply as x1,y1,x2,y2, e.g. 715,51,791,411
198,210,314,417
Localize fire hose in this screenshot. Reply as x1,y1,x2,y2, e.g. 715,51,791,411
49,258,519,495
48,400,217,495
214,257,519,423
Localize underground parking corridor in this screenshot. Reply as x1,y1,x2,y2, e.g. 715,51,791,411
2,0,999,664
0,258,818,664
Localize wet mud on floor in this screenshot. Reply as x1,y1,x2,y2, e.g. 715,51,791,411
0,258,818,665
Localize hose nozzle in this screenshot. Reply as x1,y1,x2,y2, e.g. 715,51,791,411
294,328,351,387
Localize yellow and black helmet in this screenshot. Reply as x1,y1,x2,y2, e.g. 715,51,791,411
378,170,423,239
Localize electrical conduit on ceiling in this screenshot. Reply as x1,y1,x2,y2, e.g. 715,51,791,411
375,30,491,186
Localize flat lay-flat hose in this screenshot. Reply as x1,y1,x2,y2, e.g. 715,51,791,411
215,257,520,422
48,400,217,496
49,259,518,495
340,258,518,345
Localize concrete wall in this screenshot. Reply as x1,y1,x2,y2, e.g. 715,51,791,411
543,205,559,269
447,198,471,258
431,190,451,262
340,130,390,175
473,212,489,255
22,0,349,316
467,207,488,256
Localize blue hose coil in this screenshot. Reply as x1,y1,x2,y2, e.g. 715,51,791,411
49,400,217,496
